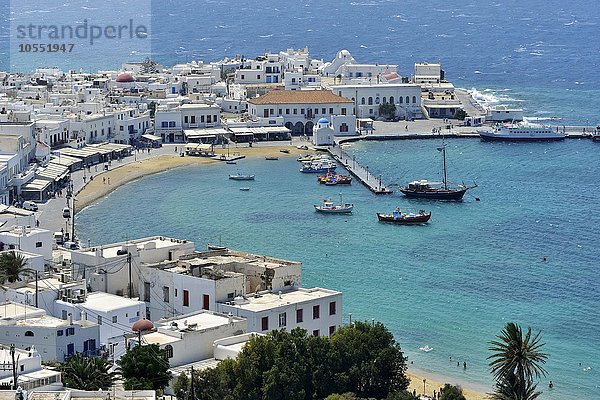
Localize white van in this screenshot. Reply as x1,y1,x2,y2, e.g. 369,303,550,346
22,201,38,211
54,231,64,245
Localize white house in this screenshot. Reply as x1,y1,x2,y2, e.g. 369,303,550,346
413,62,443,84
139,248,302,321
0,227,53,264
0,345,62,391
55,292,145,346
322,49,357,77
247,90,355,136
71,236,195,299
216,287,343,337
0,302,100,362
113,106,151,145
131,311,247,367
180,104,221,130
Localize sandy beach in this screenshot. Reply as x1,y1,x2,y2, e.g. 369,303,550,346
407,370,489,400
75,144,313,210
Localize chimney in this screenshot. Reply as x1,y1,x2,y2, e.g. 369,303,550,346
228,312,233,325
81,310,87,321
278,291,282,299
67,313,72,324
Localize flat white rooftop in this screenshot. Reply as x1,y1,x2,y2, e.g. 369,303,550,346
157,310,243,332
224,287,341,313
78,292,143,312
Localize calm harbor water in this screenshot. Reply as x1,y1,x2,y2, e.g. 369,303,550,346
77,138,600,399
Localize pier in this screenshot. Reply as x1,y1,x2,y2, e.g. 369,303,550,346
326,146,393,194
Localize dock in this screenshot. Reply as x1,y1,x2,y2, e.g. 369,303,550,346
326,146,393,194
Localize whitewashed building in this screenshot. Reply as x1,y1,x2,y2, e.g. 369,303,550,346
247,90,355,136
0,227,53,263
0,345,62,391
0,302,100,362
331,84,423,120
216,287,343,337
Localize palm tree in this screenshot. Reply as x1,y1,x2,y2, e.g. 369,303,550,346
0,251,35,284
61,354,118,390
488,322,548,400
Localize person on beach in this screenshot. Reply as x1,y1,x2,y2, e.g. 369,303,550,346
463,362,467,369
107,177,111,184
103,177,106,184
175,146,177,152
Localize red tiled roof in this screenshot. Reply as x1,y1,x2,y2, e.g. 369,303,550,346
248,90,353,105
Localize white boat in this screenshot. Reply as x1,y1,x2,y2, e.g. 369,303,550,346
314,194,353,214
478,122,565,141
419,345,434,352
300,159,337,173
229,174,255,180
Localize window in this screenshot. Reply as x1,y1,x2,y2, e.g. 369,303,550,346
20,365,24,372
25,331,34,337
112,316,117,323
341,108,347,115
165,344,173,358
390,96,394,104
184,116,189,123
241,74,245,79
57,330,63,336
382,97,387,104
296,309,303,323
361,97,366,105
144,282,150,302
163,286,170,303
36,241,42,248
399,96,403,103
97,316,102,325
329,108,334,114
293,109,298,115
406,96,410,104
368,97,373,105
62,310,67,320
66,328,74,336
340,123,349,133
67,343,74,356
279,312,287,327
413,96,417,103
313,305,320,319
329,325,336,335
191,115,196,123
261,316,269,331
257,74,261,79
312,329,320,337
301,108,305,115
161,121,168,128
321,108,326,114
168,121,176,128
286,108,290,115
329,301,336,315
183,290,189,307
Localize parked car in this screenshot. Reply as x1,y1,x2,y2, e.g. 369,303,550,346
22,201,38,211
63,241,80,250
62,207,71,218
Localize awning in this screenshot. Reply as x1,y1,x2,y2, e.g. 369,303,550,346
36,163,70,182
185,143,212,150
141,134,162,141
21,179,52,192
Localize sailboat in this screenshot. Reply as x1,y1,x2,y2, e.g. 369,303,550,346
399,141,475,201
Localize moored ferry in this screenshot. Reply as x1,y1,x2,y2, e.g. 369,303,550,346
478,122,565,141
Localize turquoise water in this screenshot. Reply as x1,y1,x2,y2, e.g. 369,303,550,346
77,139,600,398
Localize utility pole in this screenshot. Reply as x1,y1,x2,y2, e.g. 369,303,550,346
189,366,195,400
127,253,132,298
10,344,17,390
35,271,38,308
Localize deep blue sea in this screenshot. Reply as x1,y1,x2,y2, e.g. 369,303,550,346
76,139,600,398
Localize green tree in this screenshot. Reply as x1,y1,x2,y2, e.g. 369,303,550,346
440,383,466,400
488,322,548,400
454,109,467,120
172,372,189,400
117,344,172,390
330,321,409,398
61,354,117,390
148,101,157,118
379,103,397,120
0,251,35,283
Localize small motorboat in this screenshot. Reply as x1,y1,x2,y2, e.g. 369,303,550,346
419,345,434,352
318,173,352,185
300,160,336,173
314,194,353,214
280,149,290,153
377,209,431,224
240,187,250,191
265,156,279,160
229,174,255,180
